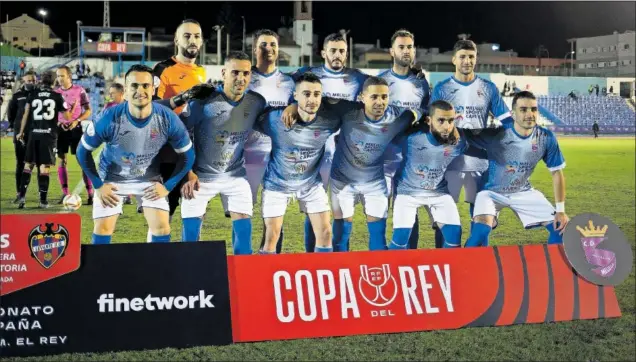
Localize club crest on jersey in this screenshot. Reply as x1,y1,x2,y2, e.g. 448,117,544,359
150,127,159,139
381,126,389,133
443,147,452,157
29,223,69,269
314,130,321,138
216,130,229,145
531,137,539,152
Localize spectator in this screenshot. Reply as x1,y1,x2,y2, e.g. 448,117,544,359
568,90,578,101
609,85,614,94
588,85,594,95
602,87,607,96
19,60,26,76
592,121,600,138
595,84,599,96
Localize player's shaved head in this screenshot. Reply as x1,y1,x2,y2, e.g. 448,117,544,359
175,19,203,60
361,76,390,120
322,33,347,71
427,100,458,145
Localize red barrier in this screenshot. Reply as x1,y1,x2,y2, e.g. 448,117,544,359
228,245,621,342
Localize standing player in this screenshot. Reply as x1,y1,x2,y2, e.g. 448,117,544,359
152,19,206,227
290,33,368,252
378,29,430,249
15,71,75,208
166,51,267,255
76,65,195,244
257,73,340,254
430,39,510,244
55,65,94,205
328,77,421,251
464,91,569,246
390,100,468,249
6,71,37,203
245,29,295,254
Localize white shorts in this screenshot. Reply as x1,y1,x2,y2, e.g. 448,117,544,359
330,178,388,219
473,189,556,229
93,182,169,219
180,177,253,218
392,193,461,229
446,171,483,204
262,184,330,218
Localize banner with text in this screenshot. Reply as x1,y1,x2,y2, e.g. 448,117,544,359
228,244,621,342
0,242,232,357
1,214,82,296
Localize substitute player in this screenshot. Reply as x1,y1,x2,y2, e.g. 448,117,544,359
378,29,430,249
430,39,510,243
152,19,206,226
464,91,569,247
328,77,421,251
6,71,37,203
55,65,94,205
166,51,267,255
15,71,75,209
256,73,340,254
390,100,468,249
76,65,195,244
245,29,295,254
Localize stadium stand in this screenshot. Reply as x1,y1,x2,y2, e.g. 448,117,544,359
538,95,636,126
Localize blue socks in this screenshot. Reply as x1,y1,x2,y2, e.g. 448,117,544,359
315,246,333,252
407,215,419,249
232,219,253,255
182,217,202,242
465,222,491,247
546,223,563,244
389,228,411,250
440,225,462,248
151,234,171,243
332,219,352,252
304,216,316,252
92,234,111,245
368,219,387,251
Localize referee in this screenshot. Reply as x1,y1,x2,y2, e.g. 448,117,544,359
6,71,37,203
147,19,205,240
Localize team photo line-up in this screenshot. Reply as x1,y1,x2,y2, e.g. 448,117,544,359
8,19,570,254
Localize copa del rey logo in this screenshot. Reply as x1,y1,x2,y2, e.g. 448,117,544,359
272,263,454,323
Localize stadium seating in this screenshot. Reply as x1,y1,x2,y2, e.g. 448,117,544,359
538,95,636,126
74,76,107,121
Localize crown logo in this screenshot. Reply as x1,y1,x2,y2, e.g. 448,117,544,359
576,220,608,238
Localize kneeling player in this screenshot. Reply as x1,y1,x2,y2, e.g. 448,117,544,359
16,71,75,208
464,91,569,247
76,65,195,244
391,100,468,249
257,73,340,253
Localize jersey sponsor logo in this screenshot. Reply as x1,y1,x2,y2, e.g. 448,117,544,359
97,290,215,313
414,165,428,177
121,152,136,165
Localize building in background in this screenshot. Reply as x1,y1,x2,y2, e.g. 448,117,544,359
0,13,62,52
571,30,635,77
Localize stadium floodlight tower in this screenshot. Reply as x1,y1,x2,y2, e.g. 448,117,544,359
78,25,146,77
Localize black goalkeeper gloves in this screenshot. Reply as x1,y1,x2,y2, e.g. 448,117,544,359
173,83,217,107
410,63,427,80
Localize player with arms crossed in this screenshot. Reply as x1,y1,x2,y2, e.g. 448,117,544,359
165,51,267,255
151,19,206,228
378,29,430,249
257,73,340,254
464,91,569,247
390,100,470,249
327,77,421,252
245,29,295,253
76,65,195,244
16,71,75,208
430,39,510,245
55,65,94,205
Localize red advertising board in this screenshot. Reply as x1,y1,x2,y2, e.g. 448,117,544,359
0,214,82,296
228,245,621,342
97,42,127,53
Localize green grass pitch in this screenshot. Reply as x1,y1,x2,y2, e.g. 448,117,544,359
1,136,634,361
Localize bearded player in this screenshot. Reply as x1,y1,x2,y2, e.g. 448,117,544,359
464,91,569,247
55,65,94,205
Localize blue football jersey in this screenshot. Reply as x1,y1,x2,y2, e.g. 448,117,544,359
180,88,267,181
291,65,368,101
431,76,510,171
395,128,469,196
255,105,342,192
81,102,192,184
465,119,566,194
331,102,419,184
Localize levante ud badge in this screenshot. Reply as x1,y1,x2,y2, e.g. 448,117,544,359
28,223,69,269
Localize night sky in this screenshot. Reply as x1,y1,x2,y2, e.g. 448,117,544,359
2,1,635,57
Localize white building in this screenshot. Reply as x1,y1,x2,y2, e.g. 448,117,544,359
1,13,62,51
571,30,635,77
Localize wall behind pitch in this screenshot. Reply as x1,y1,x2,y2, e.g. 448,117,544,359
547,76,607,95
